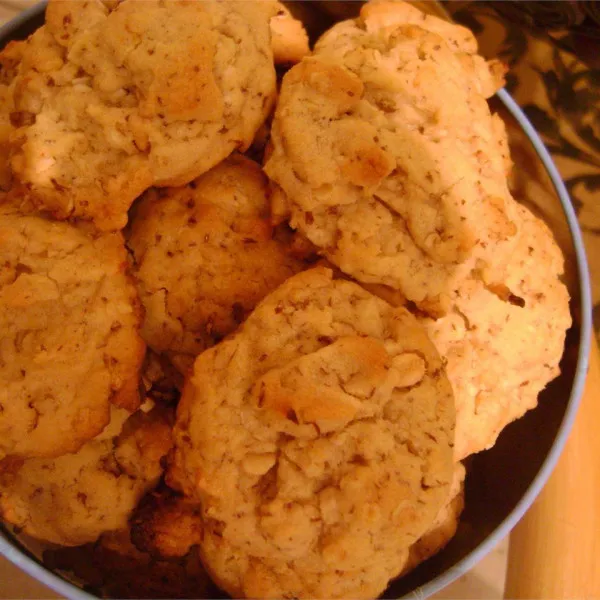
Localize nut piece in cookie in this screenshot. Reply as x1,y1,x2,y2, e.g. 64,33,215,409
0,406,173,546
423,204,571,459
169,267,455,599
127,154,305,374
6,0,277,230
0,209,145,461
265,1,517,314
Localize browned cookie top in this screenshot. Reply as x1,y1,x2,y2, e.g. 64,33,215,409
169,267,455,599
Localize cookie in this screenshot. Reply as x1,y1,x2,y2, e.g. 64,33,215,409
0,209,145,461
423,204,571,459
264,1,518,314
0,406,172,546
169,267,455,599
0,40,24,191
127,154,305,374
271,3,310,65
131,490,203,559
6,0,277,230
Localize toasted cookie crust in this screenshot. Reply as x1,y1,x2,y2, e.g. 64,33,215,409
6,0,277,230
0,209,145,461
0,406,172,546
265,1,517,314
127,154,305,374
423,204,571,459
169,267,455,599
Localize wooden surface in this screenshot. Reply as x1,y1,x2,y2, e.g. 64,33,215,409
505,340,600,599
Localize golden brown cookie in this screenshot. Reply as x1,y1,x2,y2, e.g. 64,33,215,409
0,209,145,461
127,154,305,374
6,0,277,230
169,267,455,599
423,204,571,459
271,3,310,65
131,490,203,559
265,1,518,314
0,40,24,191
0,406,173,546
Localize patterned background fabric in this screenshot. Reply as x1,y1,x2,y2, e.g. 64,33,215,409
445,1,600,341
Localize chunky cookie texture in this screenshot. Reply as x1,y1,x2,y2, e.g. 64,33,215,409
169,268,455,599
0,406,172,546
127,154,305,374
0,209,145,462
265,1,517,314
423,204,571,459
5,0,277,230
0,41,24,191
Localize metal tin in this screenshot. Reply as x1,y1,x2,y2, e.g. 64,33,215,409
0,5,592,599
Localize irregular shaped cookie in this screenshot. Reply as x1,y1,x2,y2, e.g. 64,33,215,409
403,462,465,575
0,406,172,546
0,209,145,461
44,527,212,599
265,1,517,314
7,0,277,230
128,154,304,374
271,3,310,65
131,490,203,559
423,204,571,459
169,267,455,599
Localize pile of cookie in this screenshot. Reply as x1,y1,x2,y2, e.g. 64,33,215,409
0,1,571,598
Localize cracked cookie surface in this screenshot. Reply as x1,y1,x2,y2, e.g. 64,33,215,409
127,154,305,374
6,0,277,230
0,208,145,461
169,267,455,599
423,204,571,459
0,406,172,546
265,1,517,314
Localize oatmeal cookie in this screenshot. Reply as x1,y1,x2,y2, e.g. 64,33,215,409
0,41,24,191
131,489,203,559
169,267,455,599
0,209,144,461
423,204,571,459
0,406,173,546
128,154,304,374
7,0,277,230
271,3,310,65
265,1,517,314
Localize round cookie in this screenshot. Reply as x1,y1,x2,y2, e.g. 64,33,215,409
0,406,173,546
265,1,518,314
423,204,571,459
127,154,305,374
169,267,455,599
0,209,145,461
7,0,277,230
